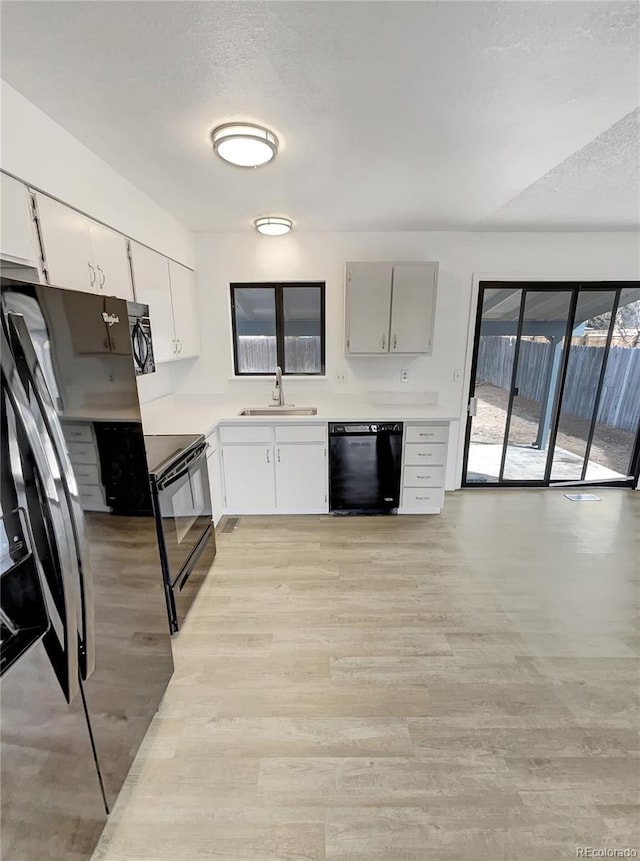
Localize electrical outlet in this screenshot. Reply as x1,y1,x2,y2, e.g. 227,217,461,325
336,372,347,383
400,369,409,383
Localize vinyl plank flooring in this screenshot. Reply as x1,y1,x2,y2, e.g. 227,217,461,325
93,490,640,861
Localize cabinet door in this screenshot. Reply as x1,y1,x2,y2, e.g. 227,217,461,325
346,263,392,354
89,222,133,300
168,260,200,359
130,243,176,363
275,443,328,513
222,445,275,513
390,263,438,355
206,445,225,527
35,193,95,293
1,174,39,265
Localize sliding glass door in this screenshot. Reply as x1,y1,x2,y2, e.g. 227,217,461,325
463,282,640,488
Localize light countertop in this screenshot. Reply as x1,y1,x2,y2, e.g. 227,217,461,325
141,396,460,438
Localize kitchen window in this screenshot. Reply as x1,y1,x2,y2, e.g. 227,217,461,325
230,283,326,375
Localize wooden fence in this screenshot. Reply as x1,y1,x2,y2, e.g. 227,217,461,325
476,337,640,432
237,335,321,374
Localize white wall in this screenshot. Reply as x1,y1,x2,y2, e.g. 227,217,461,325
0,81,194,268
1,81,196,402
170,229,639,485
178,229,640,406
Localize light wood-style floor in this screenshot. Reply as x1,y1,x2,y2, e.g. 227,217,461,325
92,490,640,861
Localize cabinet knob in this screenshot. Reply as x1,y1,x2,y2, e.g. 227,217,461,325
96,265,105,288
266,449,270,463
392,334,397,349
88,262,96,286
381,334,386,350
277,448,281,463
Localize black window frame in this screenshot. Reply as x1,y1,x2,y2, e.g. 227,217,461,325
230,282,326,376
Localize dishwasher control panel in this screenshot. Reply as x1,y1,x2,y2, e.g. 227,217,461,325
329,423,402,434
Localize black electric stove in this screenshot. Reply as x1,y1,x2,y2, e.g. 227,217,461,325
144,433,216,633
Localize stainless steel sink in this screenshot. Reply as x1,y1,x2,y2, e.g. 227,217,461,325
238,407,318,416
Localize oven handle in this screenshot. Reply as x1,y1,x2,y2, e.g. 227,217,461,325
156,443,208,491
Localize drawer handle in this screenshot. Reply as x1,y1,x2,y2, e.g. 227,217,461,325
416,475,431,480
417,453,432,457
419,432,434,437
415,496,431,500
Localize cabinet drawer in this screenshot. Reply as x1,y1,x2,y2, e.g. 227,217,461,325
402,488,444,510
219,424,274,444
72,463,100,485
274,424,327,443
403,465,446,487
67,441,98,465
403,443,446,466
405,424,448,444
78,484,108,510
63,423,94,443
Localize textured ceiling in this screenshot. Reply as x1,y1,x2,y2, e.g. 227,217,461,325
1,1,639,232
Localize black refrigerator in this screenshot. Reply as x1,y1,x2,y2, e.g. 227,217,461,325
0,277,174,861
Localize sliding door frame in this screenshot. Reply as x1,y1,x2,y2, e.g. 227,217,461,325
461,281,640,489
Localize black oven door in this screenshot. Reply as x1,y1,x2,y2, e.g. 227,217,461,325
154,442,212,587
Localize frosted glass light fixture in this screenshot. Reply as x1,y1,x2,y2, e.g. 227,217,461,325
211,123,278,167
254,217,292,236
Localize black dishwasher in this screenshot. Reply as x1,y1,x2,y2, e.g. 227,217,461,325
329,423,403,514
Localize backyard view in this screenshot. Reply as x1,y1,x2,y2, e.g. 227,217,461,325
471,381,638,477
467,292,640,483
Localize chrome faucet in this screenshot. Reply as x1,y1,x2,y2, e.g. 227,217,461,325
271,365,285,407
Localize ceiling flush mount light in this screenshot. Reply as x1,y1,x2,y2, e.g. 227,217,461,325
254,217,293,236
211,123,278,167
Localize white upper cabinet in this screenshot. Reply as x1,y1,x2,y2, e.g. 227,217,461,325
35,193,95,292
88,221,133,300
131,244,200,363
0,174,39,265
345,263,393,354
389,263,438,355
168,261,200,359
345,261,438,356
130,243,175,362
35,193,133,300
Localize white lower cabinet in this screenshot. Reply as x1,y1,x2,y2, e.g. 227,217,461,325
221,444,276,513
400,422,448,514
275,443,328,513
219,420,448,517
205,433,224,526
220,423,328,515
